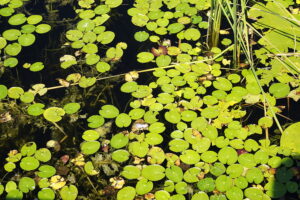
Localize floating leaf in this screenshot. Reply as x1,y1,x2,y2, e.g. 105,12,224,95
59,185,78,200
269,83,290,98
8,13,26,25
142,165,165,181
0,85,8,99
38,165,56,178
27,103,45,116
35,24,51,34
117,186,136,200
38,188,55,200
35,148,51,162
63,103,80,114
43,107,65,122
80,141,100,155
134,31,149,42
111,133,129,149
20,156,40,171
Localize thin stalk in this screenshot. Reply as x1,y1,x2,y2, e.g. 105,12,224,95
51,121,68,143
233,0,238,68
45,44,234,91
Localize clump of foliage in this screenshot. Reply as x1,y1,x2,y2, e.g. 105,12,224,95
0,0,300,200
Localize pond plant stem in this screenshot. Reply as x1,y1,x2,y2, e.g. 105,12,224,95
51,121,68,143
46,44,234,91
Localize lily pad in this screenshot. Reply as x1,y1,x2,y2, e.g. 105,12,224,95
117,186,136,200
280,122,300,154
115,113,132,127
80,141,100,155
142,165,165,181
35,24,51,34
38,165,56,178
0,85,8,99
8,13,26,25
110,133,129,149
35,148,51,162
99,105,119,118
20,156,40,171
38,188,55,200
59,185,78,200
18,177,35,193
63,103,80,114
43,107,65,122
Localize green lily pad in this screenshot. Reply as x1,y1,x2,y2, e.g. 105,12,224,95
27,15,43,24
20,156,40,171
112,150,130,162
35,148,51,162
85,54,100,65
201,106,220,119
122,165,141,179
77,19,95,32
21,24,36,33
38,188,55,200
35,24,51,34
156,55,171,67
129,108,145,119
192,192,209,200
142,165,165,181
129,141,149,157
0,85,8,99
4,57,19,69
8,87,24,99
169,139,189,152
4,162,16,172
43,107,65,122
3,29,21,41
99,105,119,118
20,92,34,103
79,76,96,88
180,150,200,164
110,133,129,149
97,31,115,44
137,52,154,63
30,62,44,72
105,0,122,8
166,166,183,183
80,141,100,155
0,7,14,17
134,31,149,42
165,110,181,124
117,186,136,200
184,28,201,41
18,177,35,193
59,185,78,200
27,103,45,116
197,178,215,192
63,102,80,114
168,23,185,34
136,179,153,195
213,77,233,91
115,113,132,127
6,189,23,200
218,147,238,165
37,165,56,178
82,130,100,141
121,81,138,93
8,13,26,25
132,85,152,98
66,30,83,41
5,43,22,56
87,115,104,128
280,122,300,154
96,61,111,72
